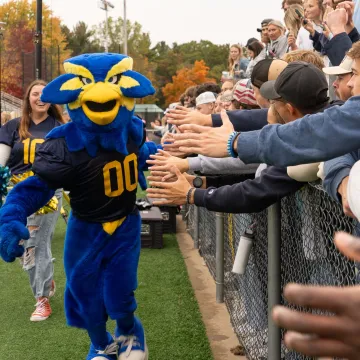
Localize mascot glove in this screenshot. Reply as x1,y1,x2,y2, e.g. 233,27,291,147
0,221,29,262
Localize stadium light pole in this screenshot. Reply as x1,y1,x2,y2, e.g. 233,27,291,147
98,0,115,52
35,0,42,79
123,0,127,55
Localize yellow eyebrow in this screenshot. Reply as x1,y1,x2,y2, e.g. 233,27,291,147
119,76,139,89
105,58,133,82
60,77,84,91
63,62,95,82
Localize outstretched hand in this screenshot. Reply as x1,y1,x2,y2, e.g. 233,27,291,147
146,150,189,173
272,232,360,359
166,106,212,127
169,110,235,158
146,166,192,206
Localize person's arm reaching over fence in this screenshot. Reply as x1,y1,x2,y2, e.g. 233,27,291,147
187,155,259,175
147,150,259,176
146,165,304,212
210,109,268,130
166,106,268,131
233,96,360,167
323,152,358,202
192,166,304,213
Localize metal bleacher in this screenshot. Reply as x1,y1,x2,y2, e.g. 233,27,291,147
1,92,23,114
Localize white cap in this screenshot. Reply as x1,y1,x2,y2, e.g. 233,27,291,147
196,92,216,106
323,55,353,76
348,160,360,220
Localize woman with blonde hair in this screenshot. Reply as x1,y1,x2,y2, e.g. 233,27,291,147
228,44,249,81
0,79,65,322
285,4,314,51
283,49,325,70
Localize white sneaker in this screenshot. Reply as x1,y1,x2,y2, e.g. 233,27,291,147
117,336,148,360
92,342,118,360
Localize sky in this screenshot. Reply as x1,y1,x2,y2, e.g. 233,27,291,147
41,0,284,46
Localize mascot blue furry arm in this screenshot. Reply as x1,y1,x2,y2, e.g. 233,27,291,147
0,53,161,360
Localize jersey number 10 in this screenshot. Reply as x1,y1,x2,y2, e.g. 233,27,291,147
23,139,45,164
103,153,138,197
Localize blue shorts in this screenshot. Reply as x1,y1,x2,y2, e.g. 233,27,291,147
63,212,141,329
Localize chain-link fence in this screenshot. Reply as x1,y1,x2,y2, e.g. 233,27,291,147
185,184,358,360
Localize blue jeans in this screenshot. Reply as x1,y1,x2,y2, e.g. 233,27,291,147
21,190,62,298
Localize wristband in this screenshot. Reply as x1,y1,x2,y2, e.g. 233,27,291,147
186,187,195,204
227,131,240,158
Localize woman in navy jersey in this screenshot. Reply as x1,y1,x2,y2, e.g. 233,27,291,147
0,80,65,321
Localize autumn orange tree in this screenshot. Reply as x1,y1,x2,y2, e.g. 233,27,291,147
162,60,216,106
0,0,70,97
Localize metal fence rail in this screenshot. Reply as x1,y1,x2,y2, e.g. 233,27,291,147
186,184,358,360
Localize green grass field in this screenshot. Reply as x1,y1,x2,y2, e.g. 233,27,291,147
0,208,213,360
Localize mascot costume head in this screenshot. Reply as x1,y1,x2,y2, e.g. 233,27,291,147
41,53,155,156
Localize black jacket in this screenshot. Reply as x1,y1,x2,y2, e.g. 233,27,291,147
211,109,268,131
194,166,304,214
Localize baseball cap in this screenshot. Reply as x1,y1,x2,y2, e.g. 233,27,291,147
323,55,353,76
196,91,216,106
257,18,273,32
260,61,329,110
233,80,257,106
251,59,288,88
220,90,234,102
268,20,285,29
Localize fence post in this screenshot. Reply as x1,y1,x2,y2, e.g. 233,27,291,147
267,202,282,360
216,212,225,303
194,206,199,249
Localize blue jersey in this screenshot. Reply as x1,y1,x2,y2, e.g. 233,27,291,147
32,137,140,223
0,116,61,175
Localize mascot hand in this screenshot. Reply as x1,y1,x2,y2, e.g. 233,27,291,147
0,221,29,262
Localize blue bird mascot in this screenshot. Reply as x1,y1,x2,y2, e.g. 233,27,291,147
0,53,161,360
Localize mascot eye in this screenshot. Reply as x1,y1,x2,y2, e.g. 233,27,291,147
79,76,92,85
108,74,122,84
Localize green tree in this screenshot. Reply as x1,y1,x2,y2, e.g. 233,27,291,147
62,22,103,56
93,17,151,56
0,0,70,97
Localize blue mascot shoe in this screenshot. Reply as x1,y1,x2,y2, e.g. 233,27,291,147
116,317,148,360
87,334,118,360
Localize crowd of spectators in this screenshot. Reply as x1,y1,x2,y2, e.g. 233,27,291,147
145,0,360,358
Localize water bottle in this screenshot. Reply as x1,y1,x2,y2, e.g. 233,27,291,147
232,227,254,275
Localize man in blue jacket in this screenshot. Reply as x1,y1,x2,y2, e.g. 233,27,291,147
322,55,356,217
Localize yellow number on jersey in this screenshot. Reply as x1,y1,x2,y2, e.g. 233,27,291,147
103,154,138,198
103,161,125,197
123,153,138,192
23,139,45,164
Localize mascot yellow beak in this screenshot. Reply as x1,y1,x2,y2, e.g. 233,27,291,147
81,82,121,126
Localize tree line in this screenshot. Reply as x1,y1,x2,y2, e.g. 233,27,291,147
0,0,230,107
